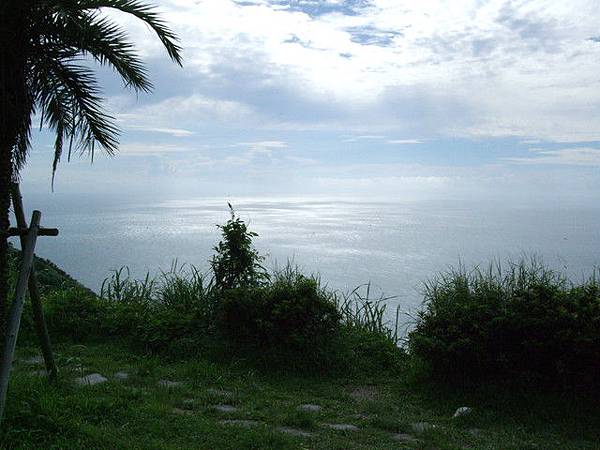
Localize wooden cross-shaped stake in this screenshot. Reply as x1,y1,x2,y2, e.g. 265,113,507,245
0,183,59,423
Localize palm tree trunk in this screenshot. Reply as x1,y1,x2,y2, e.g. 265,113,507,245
0,139,11,340
0,2,28,339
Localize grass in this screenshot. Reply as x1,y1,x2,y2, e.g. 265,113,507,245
3,341,600,450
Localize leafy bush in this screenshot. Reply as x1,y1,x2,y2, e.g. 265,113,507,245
43,288,106,341
217,268,340,360
408,259,600,389
210,204,269,289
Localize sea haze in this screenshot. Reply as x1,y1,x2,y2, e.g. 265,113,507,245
15,193,600,328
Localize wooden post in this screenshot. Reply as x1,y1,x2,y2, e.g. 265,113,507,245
0,211,41,423
10,184,57,381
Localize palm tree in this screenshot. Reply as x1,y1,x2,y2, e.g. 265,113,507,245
0,0,182,334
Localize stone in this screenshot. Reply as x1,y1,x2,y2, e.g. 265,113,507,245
392,433,420,443
158,379,183,388
276,427,314,438
213,404,238,413
453,407,472,418
411,422,436,433
349,386,377,401
219,419,260,428
297,404,321,413
28,370,47,378
172,407,194,416
325,423,359,431
75,373,108,386
114,372,129,380
206,388,233,398
23,355,44,365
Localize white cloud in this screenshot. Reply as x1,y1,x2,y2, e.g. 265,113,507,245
387,139,423,145
504,147,600,166
123,125,195,137
234,140,288,150
117,143,193,156
341,135,386,142
105,0,600,140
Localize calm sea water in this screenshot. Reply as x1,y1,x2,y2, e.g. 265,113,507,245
17,195,600,329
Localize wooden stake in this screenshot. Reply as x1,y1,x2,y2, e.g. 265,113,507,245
10,184,57,381
0,211,41,422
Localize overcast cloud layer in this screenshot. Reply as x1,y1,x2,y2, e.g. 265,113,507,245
22,0,600,204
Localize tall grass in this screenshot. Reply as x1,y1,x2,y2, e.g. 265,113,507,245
336,282,401,344
100,267,155,304
100,262,214,309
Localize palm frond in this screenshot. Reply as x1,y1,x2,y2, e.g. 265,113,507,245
32,53,120,180
56,10,153,92
9,0,182,182
76,0,183,65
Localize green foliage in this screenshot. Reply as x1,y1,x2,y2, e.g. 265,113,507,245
408,259,600,389
210,205,269,290
98,264,216,352
337,326,404,374
7,243,89,294
217,268,341,363
43,288,105,341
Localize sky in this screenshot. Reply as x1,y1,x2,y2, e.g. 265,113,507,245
21,0,600,205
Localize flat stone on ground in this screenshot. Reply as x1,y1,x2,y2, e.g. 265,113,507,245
349,386,377,402
213,404,238,413
158,379,183,388
453,406,472,418
297,404,321,412
392,433,420,443
219,419,260,428
75,373,108,386
325,423,359,431
411,422,436,433
206,388,233,398
114,372,129,380
276,427,315,438
23,355,44,365
172,407,194,416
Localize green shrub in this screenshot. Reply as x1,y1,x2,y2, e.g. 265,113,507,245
43,288,106,341
217,270,341,362
408,259,600,389
210,204,269,289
